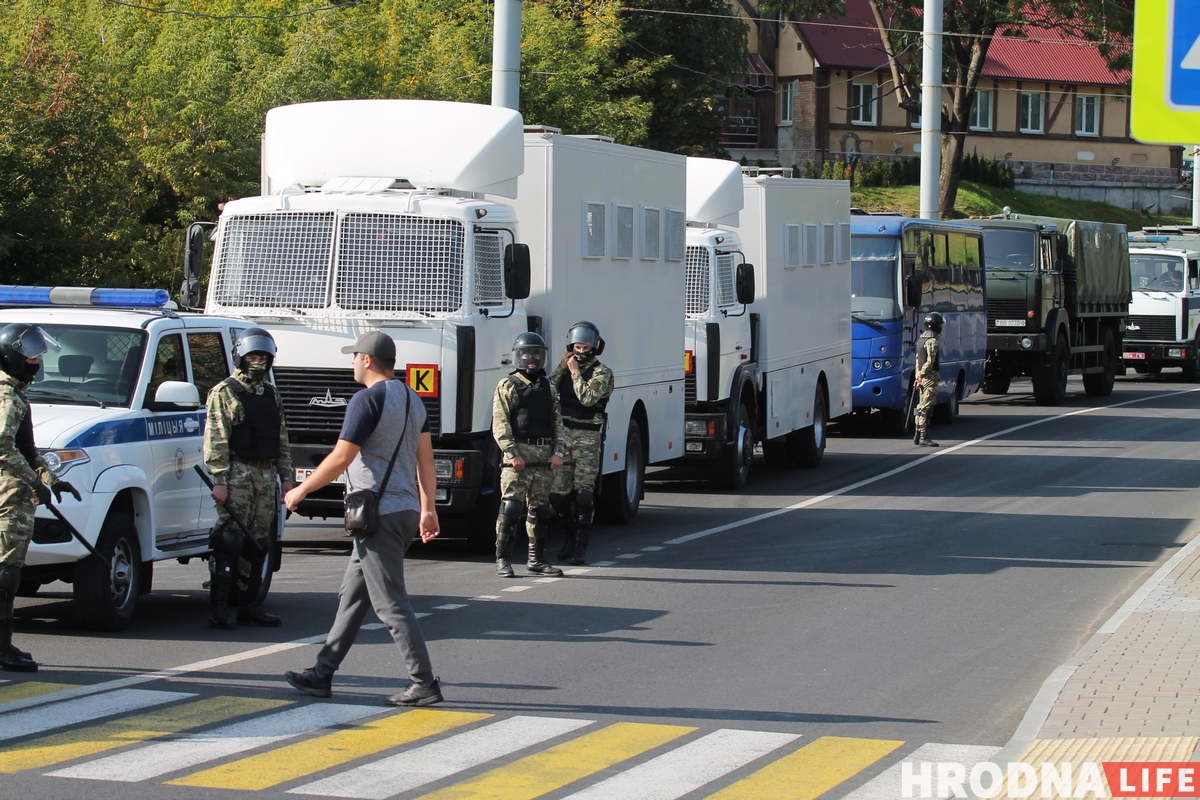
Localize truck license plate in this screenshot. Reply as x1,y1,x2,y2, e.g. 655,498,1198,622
295,468,345,484
996,319,1025,327
1124,352,1146,360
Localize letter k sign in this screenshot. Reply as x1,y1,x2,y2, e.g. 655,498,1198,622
1170,0,1200,108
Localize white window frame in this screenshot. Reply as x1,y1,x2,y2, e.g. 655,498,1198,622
1019,91,1044,134
780,80,797,125
969,89,992,131
1075,93,1099,137
851,81,877,126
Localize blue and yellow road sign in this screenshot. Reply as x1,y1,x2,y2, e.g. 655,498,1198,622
1132,0,1200,143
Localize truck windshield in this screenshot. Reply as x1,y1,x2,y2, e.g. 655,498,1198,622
851,236,901,321
1130,254,1186,291
982,228,1038,271
25,326,146,408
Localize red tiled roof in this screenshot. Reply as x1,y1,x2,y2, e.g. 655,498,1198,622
794,0,892,72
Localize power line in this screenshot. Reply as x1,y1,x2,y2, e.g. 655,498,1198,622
99,0,365,21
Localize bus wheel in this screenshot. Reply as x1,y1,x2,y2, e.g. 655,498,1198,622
934,377,961,423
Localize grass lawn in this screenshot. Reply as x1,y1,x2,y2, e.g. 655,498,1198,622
850,182,1192,229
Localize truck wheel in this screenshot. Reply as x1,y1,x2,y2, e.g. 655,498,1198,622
1083,329,1116,397
981,370,1010,395
1032,337,1070,406
597,418,644,525
1183,336,1200,382
934,378,961,423
712,402,753,490
74,513,141,631
791,384,828,468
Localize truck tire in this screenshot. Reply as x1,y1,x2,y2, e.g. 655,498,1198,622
597,418,644,525
712,402,753,490
934,377,961,423
1083,329,1116,397
1183,335,1200,382
981,370,1010,395
1032,337,1070,406
74,513,141,631
791,384,828,468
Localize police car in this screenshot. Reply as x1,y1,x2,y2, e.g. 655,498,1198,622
0,286,284,631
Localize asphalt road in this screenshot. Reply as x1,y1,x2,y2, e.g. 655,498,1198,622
4,373,1199,800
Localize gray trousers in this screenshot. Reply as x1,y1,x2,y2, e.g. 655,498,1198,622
315,510,435,687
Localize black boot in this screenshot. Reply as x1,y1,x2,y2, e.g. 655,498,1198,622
208,570,237,630
496,537,515,578
527,537,564,576
238,564,282,626
0,597,36,673
568,524,589,566
556,516,577,562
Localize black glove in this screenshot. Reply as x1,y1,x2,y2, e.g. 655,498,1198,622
34,482,52,507
52,481,81,503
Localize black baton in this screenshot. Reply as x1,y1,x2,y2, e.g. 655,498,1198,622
903,378,919,427
193,465,266,554
502,461,574,468
43,501,104,561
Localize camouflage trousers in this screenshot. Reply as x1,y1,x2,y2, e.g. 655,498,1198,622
552,427,602,495
209,461,277,577
914,376,938,428
0,479,37,569
497,443,554,540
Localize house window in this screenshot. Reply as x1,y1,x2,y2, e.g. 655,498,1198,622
1019,91,1043,133
1075,94,1098,136
851,81,877,125
970,90,992,131
781,81,796,124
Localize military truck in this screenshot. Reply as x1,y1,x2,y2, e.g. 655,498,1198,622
976,214,1130,405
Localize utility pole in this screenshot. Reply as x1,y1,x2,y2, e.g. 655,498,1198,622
919,0,943,220
491,0,522,111
1193,146,1199,227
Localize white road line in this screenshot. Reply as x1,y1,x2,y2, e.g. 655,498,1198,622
433,604,468,610
289,715,594,799
502,586,533,592
0,688,193,742
415,612,430,618
592,561,616,566
470,595,502,601
562,728,800,800
361,623,385,630
664,387,1200,546
641,546,664,552
840,743,1000,800
533,577,562,583
47,702,382,782
564,569,592,575
617,554,642,559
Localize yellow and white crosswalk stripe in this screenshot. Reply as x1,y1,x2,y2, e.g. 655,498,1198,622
708,735,904,800
0,688,193,743
0,682,79,707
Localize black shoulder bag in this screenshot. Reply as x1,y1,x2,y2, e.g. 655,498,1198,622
344,386,410,537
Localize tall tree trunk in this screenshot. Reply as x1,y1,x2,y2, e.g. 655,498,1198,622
939,129,968,217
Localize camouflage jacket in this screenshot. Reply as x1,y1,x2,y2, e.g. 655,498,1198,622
549,357,614,423
0,371,57,491
915,333,940,382
492,371,566,461
203,368,293,485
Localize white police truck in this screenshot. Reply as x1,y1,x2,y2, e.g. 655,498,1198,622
0,286,282,630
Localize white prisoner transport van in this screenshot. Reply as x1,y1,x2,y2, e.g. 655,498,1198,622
0,286,282,630
201,100,533,550
1124,229,1200,378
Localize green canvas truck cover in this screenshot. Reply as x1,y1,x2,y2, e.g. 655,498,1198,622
1034,216,1131,315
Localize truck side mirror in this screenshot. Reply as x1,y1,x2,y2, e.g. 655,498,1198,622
736,263,755,305
181,223,207,308
504,244,531,300
905,274,922,308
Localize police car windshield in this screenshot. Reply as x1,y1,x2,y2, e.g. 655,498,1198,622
26,326,147,408
1130,254,1187,291
851,236,902,321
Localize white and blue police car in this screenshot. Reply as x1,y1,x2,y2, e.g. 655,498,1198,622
0,286,283,630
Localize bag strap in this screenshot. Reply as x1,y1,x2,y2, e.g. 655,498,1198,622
374,382,411,499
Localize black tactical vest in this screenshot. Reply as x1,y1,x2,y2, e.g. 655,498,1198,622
224,379,282,461
507,372,555,440
558,360,608,424
916,330,940,373
15,399,38,469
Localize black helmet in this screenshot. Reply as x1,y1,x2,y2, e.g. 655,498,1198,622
924,312,945,333
566,321,604,356
512,331,548,376
233,327,277,370
0,324,60,383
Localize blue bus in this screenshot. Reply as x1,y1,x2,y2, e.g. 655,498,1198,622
850,215,987,431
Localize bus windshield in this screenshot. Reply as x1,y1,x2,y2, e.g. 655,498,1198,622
851,236,901,321
982,228,1038,271
1130,254,1186,291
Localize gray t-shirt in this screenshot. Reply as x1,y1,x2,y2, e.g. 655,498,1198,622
339,378,428,516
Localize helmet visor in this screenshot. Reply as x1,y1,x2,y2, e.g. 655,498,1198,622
567,325,599,350
237,334,277,359
514,345,547,371
11,326,61,359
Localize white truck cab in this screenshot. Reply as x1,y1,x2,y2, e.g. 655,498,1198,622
0,287,277,630
1124,231,1200,378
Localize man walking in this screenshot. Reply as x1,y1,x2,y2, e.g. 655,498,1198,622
913,312,944,448
283,331,442,707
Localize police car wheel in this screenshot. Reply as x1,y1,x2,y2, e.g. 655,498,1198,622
74,513,141,632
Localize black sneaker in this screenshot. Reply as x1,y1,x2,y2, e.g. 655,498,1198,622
386,677,443,707
285,668,332,698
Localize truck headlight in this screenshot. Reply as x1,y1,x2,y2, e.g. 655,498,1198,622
434,457,466,483
1169,348,1183,358
685,419,719,438
38,448,89,477
1019,337,1033,349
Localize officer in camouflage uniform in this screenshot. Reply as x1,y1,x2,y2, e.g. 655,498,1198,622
913,312,944,448
548,321,613,566
492,332,565,578
204,327,292,629
0,324,79,672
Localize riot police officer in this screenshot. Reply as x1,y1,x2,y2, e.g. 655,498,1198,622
913,312,944,448
491,332,565,578
548,321,613,565
0,324,79,671
203,327,292,628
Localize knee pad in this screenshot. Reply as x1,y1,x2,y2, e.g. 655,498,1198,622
548,493,571,519
501,500,526,526
0,565,19,600
536,502,558,522
573,489,594,524
211,528,242,558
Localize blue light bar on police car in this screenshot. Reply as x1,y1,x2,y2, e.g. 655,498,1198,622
0,286,169,308
1130,235,1171,243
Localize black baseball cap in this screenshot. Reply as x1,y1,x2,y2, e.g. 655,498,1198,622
341,331,396,360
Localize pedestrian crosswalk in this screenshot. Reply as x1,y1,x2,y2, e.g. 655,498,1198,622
0,680,940,799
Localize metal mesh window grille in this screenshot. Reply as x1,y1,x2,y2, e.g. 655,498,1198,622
666,210,686,261
716,254,737,306
585,203,605,258
822,223,836,265
615,205,634,259
838,223,852,263
685,246,710,315
785,224,801,267
804,224,818,266
336,214,464,313
473,233,505,305
642,207,660,260
106,333,141,362
213,213,335,309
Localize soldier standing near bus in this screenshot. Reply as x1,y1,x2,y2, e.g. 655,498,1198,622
548,322,613,566
492,332,565,578
204,327,292,628
913,312,944,448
